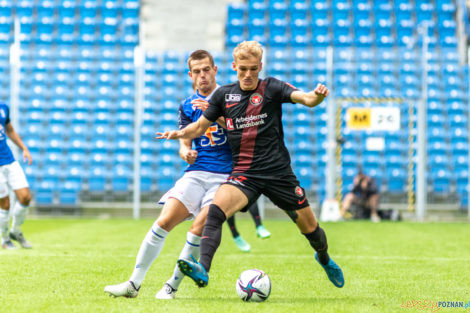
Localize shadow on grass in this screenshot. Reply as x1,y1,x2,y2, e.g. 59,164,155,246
171,295,374,305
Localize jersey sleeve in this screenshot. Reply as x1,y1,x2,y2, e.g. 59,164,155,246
178,101,192,130
270,77,298,104
203,88,224,122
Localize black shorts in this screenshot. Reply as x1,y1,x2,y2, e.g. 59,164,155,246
223,172,309,211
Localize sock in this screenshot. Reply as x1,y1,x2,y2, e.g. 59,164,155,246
166,232,201,290
0,209,9,242
226,216,240,238
248,203,262,228
129,221,169,288
304,224,330,265
199,204,226,272
11,202,28,234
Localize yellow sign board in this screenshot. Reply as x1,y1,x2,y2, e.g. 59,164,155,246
346,108,371,129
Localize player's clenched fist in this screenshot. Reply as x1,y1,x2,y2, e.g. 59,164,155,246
182,150,198,164
314,83,329,97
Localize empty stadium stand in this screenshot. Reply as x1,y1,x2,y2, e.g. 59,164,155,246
0,0,468,210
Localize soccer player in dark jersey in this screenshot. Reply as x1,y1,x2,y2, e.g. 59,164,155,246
105,49,271,299
157,41,344,289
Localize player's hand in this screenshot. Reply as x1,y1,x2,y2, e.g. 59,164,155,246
191,99,209,111
156,130,181,140
182,150,198,164
314,83,329,99
23,149,32,165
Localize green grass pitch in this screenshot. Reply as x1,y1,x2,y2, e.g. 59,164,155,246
1,218,469,313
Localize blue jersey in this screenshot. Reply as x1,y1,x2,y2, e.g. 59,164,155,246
178,88,232,174
0,103,14,166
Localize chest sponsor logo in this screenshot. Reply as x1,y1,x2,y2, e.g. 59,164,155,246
226,118,234,131
225,94,241,102
249,93,263,106
0,109,4,119
200,124,227,147
230,113,268,130
231,113,268,130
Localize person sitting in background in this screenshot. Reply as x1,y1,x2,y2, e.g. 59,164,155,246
341,170,381,223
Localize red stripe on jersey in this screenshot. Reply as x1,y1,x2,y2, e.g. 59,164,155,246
234,80,267,172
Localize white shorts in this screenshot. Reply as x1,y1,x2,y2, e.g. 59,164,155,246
158,171,229,220
0,161,29,198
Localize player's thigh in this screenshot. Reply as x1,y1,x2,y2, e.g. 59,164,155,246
7,161,29,191
294,206,318,234
212,184,249,218
14,187,32,205
157,198,192,231
189,205,209,236
0,195,9,210
159,171,210,221
263,174,309,211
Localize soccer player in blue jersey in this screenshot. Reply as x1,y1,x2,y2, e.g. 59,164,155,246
104,50,268,300
0,103,33,249
157,41,344,290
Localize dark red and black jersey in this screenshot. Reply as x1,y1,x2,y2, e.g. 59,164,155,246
203,76,298,176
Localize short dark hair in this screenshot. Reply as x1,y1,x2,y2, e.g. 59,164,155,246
187,50,214,71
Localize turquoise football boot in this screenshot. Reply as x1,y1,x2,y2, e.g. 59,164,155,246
315,253,345,288
177,255,209,288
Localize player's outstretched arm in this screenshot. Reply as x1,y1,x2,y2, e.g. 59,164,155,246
5,123,32,165
179,138,198,164
156,115,212,140
291,83,330,108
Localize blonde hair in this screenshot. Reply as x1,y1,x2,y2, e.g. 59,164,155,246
232,41,263,62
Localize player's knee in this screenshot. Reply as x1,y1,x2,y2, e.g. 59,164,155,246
156,216,174,232
189,219,205,236
19,193,32,206
0,197,10,210
285,210,299,223
206,204,227,227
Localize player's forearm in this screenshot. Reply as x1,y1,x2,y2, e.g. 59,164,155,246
291,84,329,108
300,91,324,108
179,121,206,139
178,139,192,159
6,129,27,151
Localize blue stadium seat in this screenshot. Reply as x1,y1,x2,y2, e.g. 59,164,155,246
87,167,110,192
111,165,132,192
386,168,407,193
140,165,153,192
35,180,56,204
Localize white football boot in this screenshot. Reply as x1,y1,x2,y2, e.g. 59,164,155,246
1,239,17,249
9,232,32,249
155,283,177,299
104,281,139,298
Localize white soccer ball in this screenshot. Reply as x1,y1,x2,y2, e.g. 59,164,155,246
235,269,271,302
